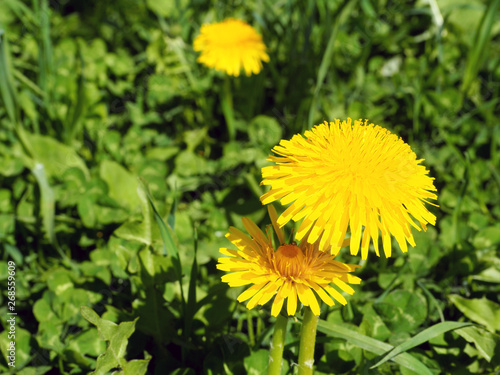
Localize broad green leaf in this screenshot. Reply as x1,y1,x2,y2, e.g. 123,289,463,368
81,305,101,326
472,266,500,283
25,134,90,179
374,290,427,333
472,226,500,248
174,150,209,177
80,306,147,375
456,326,499,361
371,321,472,368
244,349,269,375
170,369,196,375
122,359,150,375
146,0,176,17
114,182,152,245
77,196,97,228
0,327,32,368
81,306,118,341
46,269,73,295
15,366,52,375
248,115,282,148
37,321,65,353
317,320,433,375
100,160,140,212
69,328,106,358
33,297,59,324
449,295,500,332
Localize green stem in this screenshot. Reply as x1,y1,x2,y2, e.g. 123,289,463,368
247,310,255,346
220,76,236,141
267,314,288,375
298,307,319,375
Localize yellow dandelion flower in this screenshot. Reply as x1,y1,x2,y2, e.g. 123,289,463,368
217,206,361,317
261,118,438,259
193,18,270,77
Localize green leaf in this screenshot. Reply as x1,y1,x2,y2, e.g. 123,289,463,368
25,134,90,179
174,150,209,177
472,266,500,283
248,115,282,148
317,320,433,375
244,349,269,375
146,0,176,17
170,369,196,375
46,269,73,296
80,306,148,375
455,326,499,362
0,327,32,368
33,297,59,324
122,359,150,375
69,328,106,358
449,295,500,332
371,321,472,368
81,305,101,326
114,182,152,245
374,290,427,333
472,226,500,249
15,366,52,375
100,160,140,212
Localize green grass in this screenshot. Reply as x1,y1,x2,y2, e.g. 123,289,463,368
0,0,500,374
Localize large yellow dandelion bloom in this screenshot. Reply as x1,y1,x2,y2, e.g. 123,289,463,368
261,118,438,259
193,18,270,77
217,206,361,317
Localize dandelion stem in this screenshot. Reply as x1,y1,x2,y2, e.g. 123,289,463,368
267,314,288,375
247,310,255,346
297,307,319,375
221,76,236,141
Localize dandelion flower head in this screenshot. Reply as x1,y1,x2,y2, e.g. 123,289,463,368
261,118,438,259
193,18,269,77
217,206,361,317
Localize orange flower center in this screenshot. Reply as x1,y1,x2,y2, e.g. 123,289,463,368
275,244,306,278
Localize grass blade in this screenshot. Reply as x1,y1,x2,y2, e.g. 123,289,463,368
37,0,53,97
307,0,358,128
138,178,185,307
371,321,472,369
65,44,87,143
317,319,433,375
0,29,20,125
461,0,500,95
184,227,198,340
31,162,56,245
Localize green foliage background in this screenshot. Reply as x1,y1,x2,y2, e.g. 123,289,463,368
0,0,499,374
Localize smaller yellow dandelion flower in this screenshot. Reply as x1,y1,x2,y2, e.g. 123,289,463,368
261,118,438,259
193,18,270,77
217,206,361,317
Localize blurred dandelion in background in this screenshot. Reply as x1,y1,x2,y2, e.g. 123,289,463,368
217,206,361,317
261,118,438,259
193,18,269,77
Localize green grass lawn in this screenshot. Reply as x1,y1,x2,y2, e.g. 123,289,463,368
0,0,499,374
